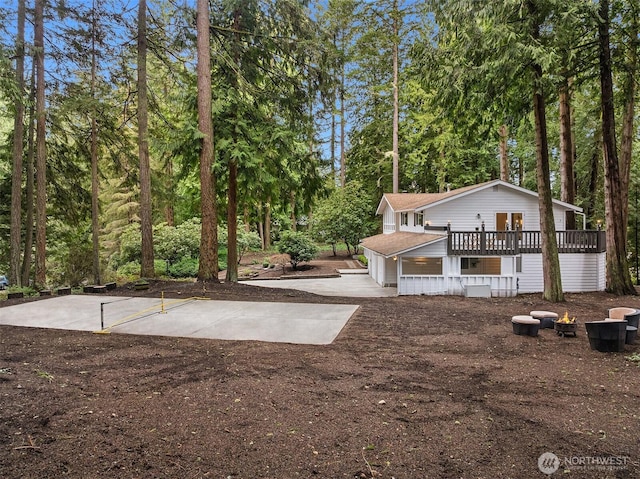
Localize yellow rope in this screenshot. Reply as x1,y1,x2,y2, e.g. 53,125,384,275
93,296,209,334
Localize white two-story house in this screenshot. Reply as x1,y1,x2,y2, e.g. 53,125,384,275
361,179,606,297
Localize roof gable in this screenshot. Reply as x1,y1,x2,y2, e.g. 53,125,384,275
375,180,581,215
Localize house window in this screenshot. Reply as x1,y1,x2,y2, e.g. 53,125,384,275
402,257,443,275
497,212,523,230
400,212,408,226
461,257,501,275
414,212,424,227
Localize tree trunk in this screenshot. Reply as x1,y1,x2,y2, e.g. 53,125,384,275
529,2,563,302
34,0,47,288
225,8,241,283
10,0,26,287
599,0,636,295
586,128,601,229
499,124,508,182
196,0,218,281
138,0,154,278
258,203,265,249
533,82,563,302
331,36,337,182
165,157,175,226
559,77,575,229
290,191,297,232
21,63,36,286
391,0,400,194
90,0,101,285
619,14,637,236
226,153,238,281
339,42,346,188
264,196,272,250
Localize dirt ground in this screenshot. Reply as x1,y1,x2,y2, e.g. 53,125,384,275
1,252,639,478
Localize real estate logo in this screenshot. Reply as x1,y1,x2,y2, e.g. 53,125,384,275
538,452,630,475
538,452,560,475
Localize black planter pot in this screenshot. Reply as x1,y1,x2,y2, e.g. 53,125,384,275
626,326,638,345
585,320,627,352
511,316,540,337
56,287,71,295
539,317,555,329
7,291,23,299
624,311,640,329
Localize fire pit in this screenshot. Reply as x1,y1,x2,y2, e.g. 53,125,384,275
554,311,577,337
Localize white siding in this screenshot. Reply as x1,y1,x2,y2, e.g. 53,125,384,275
383,208,395,233
416,184,569,231
517,253,606,293
398,273,517,297
396,245,518,296
384,257,398,286
401,239,448,257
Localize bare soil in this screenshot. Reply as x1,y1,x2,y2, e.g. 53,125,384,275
1,251,639,478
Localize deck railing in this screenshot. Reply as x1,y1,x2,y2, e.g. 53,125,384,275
447,229,606,255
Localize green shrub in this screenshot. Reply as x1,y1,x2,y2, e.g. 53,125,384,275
276,231,318,270
358,254,368,267
154,259,168,277
6,285,38,297
218,247,227,272
117,261,141,276
154,218,202,264
169,257,199,278
237,230,262,263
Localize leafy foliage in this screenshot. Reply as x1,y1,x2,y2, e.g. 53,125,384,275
168,257,199,278
311,182,376,255
154,218,202,265
237,229,261,264
276,231,318,270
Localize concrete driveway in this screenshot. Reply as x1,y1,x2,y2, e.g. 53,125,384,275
241,270,397,297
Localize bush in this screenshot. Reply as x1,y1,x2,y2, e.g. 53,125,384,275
310,181,375,255
358,254,368,267
237,230,262,263
117,261,141,276
112,224,142,268
276,231,318,270
169,257,199,278
154,218,202,264
154,259,168,277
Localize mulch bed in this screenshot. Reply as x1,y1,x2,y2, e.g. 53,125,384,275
1,252,639,478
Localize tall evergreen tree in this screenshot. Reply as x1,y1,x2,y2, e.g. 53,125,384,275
34,0,47,288
137,0,154,278
196,0,219,282
598,0,636,295
527,0,563,302
10,0,25,287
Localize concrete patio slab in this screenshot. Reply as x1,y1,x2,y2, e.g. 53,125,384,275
242,274,397,297
0,295,359,345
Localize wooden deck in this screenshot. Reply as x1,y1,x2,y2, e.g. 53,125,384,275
447,230,606,256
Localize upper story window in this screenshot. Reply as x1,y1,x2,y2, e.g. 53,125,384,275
497,212,523,230
414,212,424,227
400,212,408,226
